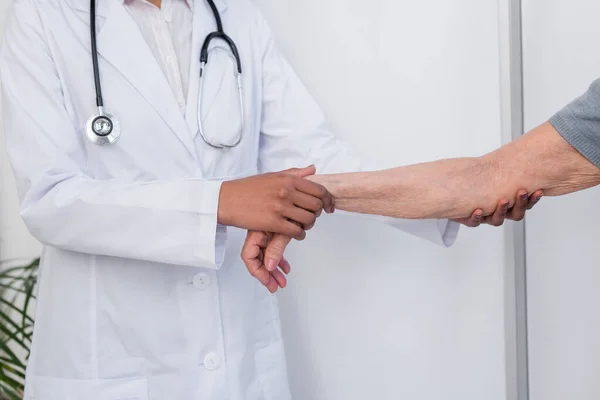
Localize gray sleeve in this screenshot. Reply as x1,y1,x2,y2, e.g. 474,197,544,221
550,78,600,168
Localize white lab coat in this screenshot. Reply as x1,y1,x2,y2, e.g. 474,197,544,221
0,0,459,399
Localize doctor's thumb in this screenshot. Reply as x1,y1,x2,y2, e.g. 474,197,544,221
284,165,316,178
265,234,293,272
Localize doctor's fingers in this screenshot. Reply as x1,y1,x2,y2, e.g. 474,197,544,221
241,231,279,293
241,237,272,285
293,192,325,217
263,257,291,291
270,268,288,289
282,207,317,232
283,166,333,213
276,219,306,241
284,165,317,178
293,178,335,214
278,257,292,274
241,231,290,293
264,258,291,292
264,234,293,272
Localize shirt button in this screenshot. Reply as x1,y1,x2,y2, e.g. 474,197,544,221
203,353,220,371
193,273,211,290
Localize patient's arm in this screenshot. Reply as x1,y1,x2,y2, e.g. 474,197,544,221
242,122,600,293
311,122,600,220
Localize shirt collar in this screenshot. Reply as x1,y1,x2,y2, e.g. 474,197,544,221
121,0,193,7
113,0,227,14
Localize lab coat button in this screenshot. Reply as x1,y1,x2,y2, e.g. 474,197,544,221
203,353,220,371
193,273,211,290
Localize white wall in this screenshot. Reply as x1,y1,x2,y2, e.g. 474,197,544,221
0,0,41,264
255,1,508,399
0,0,512,399
523,1,600,399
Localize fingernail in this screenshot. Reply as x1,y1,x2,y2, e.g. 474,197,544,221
520,194,528,201
535,194,543,202
266,259,277,272
474,213,482,221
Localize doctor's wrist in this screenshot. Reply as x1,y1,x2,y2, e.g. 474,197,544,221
217,180,237,227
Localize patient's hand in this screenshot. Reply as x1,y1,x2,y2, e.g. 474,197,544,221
452,189,543,227
241,189,543,292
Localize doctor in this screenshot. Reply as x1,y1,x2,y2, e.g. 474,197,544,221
0,0,536,399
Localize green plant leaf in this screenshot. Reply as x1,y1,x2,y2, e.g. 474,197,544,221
0,360,25,380
0,299,34,325
0,383,22,400
0,270,32,284
0,369,24,392
0,284,29,296
0,317,32,350
0,275,30,282
0,359,25,386
0,265,29,277
0,338,23,368
0,258,38,398
0,374,24,400
21,288,35,341
0,320,31,355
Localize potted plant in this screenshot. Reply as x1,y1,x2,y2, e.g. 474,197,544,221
0,259,38,400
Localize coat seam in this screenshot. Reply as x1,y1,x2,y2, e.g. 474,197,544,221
90,255,98,379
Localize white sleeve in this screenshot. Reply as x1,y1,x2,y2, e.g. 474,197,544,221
255,13,459,247
0,0,224,268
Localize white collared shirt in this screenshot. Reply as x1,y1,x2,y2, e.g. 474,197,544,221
124,0,193,113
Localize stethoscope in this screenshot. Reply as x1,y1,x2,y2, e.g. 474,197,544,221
86,0,244,148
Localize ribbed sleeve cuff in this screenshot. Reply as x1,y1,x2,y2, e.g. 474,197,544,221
550,113,600,169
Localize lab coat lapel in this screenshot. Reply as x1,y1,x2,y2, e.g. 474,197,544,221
185,0,229,137
73,0,197,157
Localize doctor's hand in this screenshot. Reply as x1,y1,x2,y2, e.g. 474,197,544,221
218,166,334,240
242,230,293,293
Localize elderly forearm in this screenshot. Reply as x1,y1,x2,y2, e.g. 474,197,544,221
311,122,600,220
311,157,494,219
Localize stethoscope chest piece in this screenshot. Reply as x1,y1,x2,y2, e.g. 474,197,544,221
85,111,121,145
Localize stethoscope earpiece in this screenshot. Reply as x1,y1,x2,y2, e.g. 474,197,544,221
85,111,121,145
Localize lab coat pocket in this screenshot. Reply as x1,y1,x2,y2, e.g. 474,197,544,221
26,375,148,400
